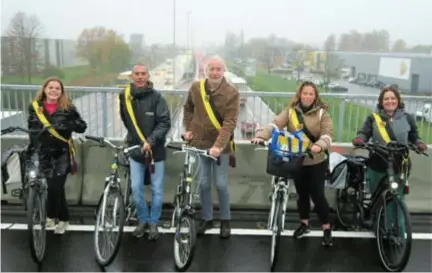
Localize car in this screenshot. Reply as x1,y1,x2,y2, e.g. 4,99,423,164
328,83,348,93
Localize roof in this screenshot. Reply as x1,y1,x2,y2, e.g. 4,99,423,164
332,51,432,60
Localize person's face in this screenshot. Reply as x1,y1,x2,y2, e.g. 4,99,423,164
206,59,224,84
300,85,316,107
44,80,62,102
132,65,149,87
382,90,399,112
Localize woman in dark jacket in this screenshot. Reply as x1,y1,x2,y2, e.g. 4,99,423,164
27,77,87,235
352,87,427,231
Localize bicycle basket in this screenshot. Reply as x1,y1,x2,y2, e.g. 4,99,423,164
266,130,309,178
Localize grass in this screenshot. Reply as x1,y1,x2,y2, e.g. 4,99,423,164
1,66,91,85
241,70,432,144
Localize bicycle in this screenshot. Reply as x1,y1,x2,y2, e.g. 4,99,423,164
253,138,313,272
166,138,218,272
335,141,428,272
1,125,64,264
83,135,140,266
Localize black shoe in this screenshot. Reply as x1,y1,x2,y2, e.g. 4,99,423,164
148,224,160,241
293,222,310,239
322,229,333,247
220,220,231,239
197,220,213,235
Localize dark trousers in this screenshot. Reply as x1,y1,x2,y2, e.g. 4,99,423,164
46,174,69,221
293,160,330,224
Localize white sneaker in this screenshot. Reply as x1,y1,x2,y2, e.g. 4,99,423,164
54,221,69,235
46,218,56,228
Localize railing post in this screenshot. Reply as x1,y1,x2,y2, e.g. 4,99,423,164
337,99,345,142
101,92,108,136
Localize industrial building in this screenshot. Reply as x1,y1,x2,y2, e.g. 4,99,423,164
332,51,432,94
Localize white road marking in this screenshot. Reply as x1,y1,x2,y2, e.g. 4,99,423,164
2,223,431,240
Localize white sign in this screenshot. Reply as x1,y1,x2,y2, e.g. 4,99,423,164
378,57,411,80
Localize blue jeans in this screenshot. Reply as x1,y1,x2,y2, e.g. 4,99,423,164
198,154,231,221
129,158,165,225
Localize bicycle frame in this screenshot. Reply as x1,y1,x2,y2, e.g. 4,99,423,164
357,142,428,226
267,176,290,231
85,135,140,228
167,143,217,226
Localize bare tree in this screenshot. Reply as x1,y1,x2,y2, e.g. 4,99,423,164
6,11,44,83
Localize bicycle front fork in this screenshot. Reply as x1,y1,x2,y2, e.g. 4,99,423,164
267,188,288,231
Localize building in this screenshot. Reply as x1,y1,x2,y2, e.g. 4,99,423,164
332,51,432,94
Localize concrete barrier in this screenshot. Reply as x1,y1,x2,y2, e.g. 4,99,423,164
2,138,431,213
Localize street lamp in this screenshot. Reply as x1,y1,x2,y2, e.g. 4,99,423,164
173,0,176,85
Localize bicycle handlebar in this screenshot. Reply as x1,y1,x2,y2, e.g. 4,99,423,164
84,135,141,154
1,125,65,138
357,141,428,157
166,143,220,163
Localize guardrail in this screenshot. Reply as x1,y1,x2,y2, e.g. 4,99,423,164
1,138,431,213
2,85,431,143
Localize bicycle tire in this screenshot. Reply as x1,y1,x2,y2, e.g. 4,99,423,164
27,186,47,264
270,198,282,272
376,195,412,272
94,188,125,266
173,213,197,272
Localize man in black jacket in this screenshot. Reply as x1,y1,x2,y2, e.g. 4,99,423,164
119,64,171,240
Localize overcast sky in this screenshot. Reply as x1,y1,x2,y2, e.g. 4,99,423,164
1,0,431,48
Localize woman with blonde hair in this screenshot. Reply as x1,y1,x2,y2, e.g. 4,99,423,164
252,81,334,246
27,77,87,234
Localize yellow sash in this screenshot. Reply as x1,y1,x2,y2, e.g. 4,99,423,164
199,79,235,152
31,101,76,159
124,84,153,159
371,113,391,144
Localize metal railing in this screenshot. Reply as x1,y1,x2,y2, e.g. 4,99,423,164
1,84,431,143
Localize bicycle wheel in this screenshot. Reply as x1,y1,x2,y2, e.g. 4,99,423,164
27,185,47,264
270,198,282,272
94,188,125,266
376,195,412,272
335,187,359,229
173,213,197,272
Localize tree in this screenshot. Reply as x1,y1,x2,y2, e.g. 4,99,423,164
392,39,407,52
3,11,43,83
337,29,390,52
324,34,336,51
287,43,309,79
76,27,132,73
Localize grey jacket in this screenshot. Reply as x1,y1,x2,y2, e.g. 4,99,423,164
356,107,422,172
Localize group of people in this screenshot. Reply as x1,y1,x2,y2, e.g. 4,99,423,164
24,56,427,248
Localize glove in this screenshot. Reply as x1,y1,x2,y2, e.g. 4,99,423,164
352,137,365,147
417,142,427,152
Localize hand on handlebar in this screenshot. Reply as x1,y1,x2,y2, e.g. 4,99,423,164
416,142,428,152
352,137,366,147
183,131,193,142
141,142,151,153
251,137,266,146
209,146,222,158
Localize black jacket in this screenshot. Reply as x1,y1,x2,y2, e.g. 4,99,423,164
27,100,87,176
119,82,171,163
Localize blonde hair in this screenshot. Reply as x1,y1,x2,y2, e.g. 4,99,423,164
34,77,72,111
288,81,329,110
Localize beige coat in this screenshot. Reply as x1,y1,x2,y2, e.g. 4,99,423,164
255,104,334,165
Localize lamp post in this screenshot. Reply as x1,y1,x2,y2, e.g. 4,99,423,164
173,0,176,85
